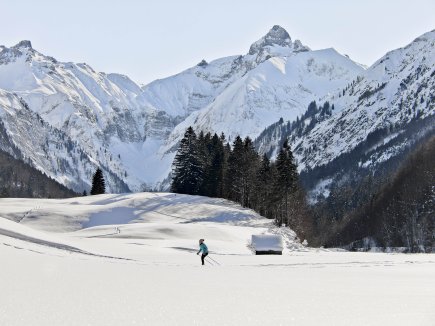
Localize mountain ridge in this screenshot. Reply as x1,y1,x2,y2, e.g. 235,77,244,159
0,26,433,193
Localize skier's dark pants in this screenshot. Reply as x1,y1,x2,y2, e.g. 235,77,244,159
201,253,208,265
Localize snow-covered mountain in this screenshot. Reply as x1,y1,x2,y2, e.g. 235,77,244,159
159,26,363,153
0,26,433,193
254,29,435,198
0,40,174,191
297,30,434,168
163,47,363,151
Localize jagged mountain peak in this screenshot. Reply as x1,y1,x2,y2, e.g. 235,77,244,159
248,25,292,55
0,41,35,65
197,59,208,67
12,40,33,49
293,39,310,52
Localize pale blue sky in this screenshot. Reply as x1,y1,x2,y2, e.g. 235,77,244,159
1,0,434,84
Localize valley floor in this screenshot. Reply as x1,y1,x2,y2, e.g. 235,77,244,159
1,193,434,325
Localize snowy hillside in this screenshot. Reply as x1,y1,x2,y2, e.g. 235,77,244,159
1,193,434,325
294,29,435,170
254,29,435,197
0,26,365,191
0,192,301,251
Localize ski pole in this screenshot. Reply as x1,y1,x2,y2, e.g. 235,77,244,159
195,251,213,265
205,258,215,266
207,255,221,265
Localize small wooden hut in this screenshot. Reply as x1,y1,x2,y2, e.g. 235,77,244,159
251,234,283,255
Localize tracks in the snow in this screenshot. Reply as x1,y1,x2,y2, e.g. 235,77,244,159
0,228,133,261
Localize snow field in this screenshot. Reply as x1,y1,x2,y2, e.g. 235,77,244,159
1,193,434,325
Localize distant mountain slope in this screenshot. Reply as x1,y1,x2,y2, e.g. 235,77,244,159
0,41,173,191
294,29,435,171
0,90,129,193
254,29,435,197
0,148,77,198
327,135,435,252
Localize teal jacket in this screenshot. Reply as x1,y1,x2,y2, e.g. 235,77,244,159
198,243,208,254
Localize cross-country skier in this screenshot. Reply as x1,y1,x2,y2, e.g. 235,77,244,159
196,239,208,265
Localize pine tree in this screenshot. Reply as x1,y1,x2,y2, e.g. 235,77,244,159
274,140,298,225
226,136,244,203
218,133,229,197
171,127,203,195
242,136,260,208
221,140,231,198
198,132,213,196
90,168,106,195
255,154,273,217
225,136,260,207
201,133,225,197
307,101,318,117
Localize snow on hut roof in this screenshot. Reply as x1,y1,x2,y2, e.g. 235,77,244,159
252,234,283,251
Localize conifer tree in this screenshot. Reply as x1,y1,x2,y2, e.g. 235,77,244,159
171,127,203,195
90,168,106,195
220,141,231,198
198,132,213,196
255,154,273,217
219,132,231,194
274,140,298,225
224,136,260,207
201,133,225,197
226,136,244,203
242,136,260,208
307,101,318,117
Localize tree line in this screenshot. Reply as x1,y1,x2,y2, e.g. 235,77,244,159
171,127,313,241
